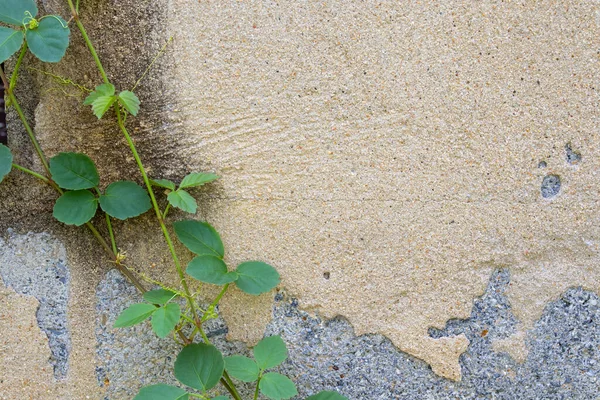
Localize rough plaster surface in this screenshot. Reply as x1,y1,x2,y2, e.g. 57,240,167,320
0,0,600,394
166,0,600,379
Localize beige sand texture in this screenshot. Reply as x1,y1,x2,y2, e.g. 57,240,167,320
165,0,600,380
0,278,62,399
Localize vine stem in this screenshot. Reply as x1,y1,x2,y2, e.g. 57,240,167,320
12,163,49,182
114,105,200,320
66,3,242,399
9,44,27,90
254,377,261,400
76,0,203,319
162,202,171,219
105,213,117,254
0,66,51,177
69,0,202,332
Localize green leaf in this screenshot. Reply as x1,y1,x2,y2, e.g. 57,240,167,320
49,152,99,190
259,373,298,400
151,303,181,338
187,255,238,285
173,220,224,258
118,90,140,116
52,190,98,226
143,289,178,305
167,190,197,214
212,397,230,400
150,178,176,191
26,16,70,63
99,181,151,220
133,384,189,400
90,95,116,119
0,144,13,183
224,355,259,382
253,335,288,370
174,344,224,391
0,27,23,64
114,303,157,328
84,83,116,105
306,391,348,400
0,0,37,26
179,172,219,189
235,262,280,295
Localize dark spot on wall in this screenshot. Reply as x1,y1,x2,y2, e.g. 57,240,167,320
541,175,561,198
538,161,547,168
565,143,581,165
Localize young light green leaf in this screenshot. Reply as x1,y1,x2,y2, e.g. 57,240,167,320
52,190,98,226
259,373,298,400
151,303,181,338
0,144,13,183
143,289,178,305
224,355,259,382
173,220,224,258
99,181,151,220
90,95,116,119
49,152,99,190
235,262,280,295
133,384,189,400
114,303,157,328
174,344,224,391
25,16,70,63
0,27,23,64
118,91,140,116
306,391,348,400
0,0,37,26
186,255,238,285
84,83,116,105
179,172,219,189
253,335,288,370
167,190,197,214
150,178,176,191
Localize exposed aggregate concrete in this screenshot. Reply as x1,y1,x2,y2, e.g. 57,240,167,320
97,269,600,399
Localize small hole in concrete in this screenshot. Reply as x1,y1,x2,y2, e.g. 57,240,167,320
538,161,547,168
323,271,330,280
541,174,561,198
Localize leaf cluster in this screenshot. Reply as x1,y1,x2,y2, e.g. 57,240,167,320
0,0,70,64
49,152,151,225
84,83,140,119
151,172,219,215
225,335,297,400
174,220,280,296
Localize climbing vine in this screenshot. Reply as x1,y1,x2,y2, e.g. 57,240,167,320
0,1,347,399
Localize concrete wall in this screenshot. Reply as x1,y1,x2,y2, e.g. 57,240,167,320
1,0,600,398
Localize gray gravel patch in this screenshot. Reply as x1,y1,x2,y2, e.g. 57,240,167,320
98,268,600,399
0,229,71,380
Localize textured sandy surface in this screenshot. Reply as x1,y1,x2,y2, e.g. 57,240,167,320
166,0,600,380
1,0,600,393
